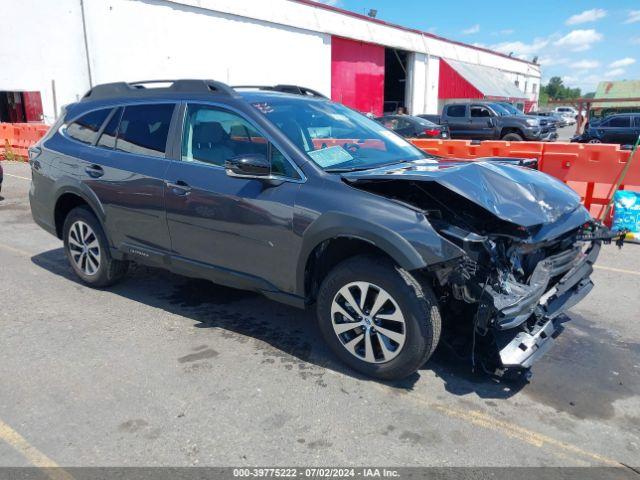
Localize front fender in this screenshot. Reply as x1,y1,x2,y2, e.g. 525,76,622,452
295,211,463,295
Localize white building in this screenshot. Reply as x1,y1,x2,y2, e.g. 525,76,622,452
0,0,541,124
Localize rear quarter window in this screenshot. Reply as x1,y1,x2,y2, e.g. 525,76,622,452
115,104,175,157
64,108,112,145
446,105,466,117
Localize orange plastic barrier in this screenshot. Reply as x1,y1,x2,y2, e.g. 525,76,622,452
410,139,638,223
0,122,48,160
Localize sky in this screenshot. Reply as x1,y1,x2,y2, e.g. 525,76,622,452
315,0,640,93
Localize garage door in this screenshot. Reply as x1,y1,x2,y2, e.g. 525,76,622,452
331,37,384,116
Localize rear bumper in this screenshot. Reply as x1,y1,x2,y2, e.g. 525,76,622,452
489,240,601,369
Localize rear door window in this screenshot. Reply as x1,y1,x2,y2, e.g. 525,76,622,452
115,104,175,157
446,105,466,117
65,108,112,145
96,107,123,149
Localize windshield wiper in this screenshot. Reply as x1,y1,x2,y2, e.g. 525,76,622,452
326,159,416,173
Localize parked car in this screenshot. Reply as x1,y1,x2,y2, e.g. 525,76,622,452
553,106,578,125
29,79,613,380
439,102,557,141
495,102,559,139
530,111,568,128
571,113,640,145
376,115,449,139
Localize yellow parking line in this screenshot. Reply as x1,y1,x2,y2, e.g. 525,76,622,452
432,404,620,466
594,265,640,276
4,172,31,181
0,418,73,480
0,242,34,258
371,386,621,466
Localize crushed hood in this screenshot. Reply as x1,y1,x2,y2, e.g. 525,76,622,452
342,159,585,228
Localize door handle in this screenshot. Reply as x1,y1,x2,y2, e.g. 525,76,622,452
85,164,104,178
166,180,191,195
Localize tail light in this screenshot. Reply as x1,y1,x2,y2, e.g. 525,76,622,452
424,129,440,136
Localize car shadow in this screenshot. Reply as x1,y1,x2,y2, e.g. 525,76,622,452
31,248,526,399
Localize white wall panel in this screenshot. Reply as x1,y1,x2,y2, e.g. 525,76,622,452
0,0,90,122
83,0,331,97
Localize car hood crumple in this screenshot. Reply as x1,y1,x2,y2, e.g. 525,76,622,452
342,159,586,228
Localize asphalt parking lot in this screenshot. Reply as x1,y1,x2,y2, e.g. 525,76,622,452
0,160,639,469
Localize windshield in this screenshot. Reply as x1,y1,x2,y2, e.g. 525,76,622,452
251,98,430,171
486,103,511,116
497,103,522,115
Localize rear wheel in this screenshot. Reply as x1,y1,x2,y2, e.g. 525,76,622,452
316,256,441,380
63,206,128,287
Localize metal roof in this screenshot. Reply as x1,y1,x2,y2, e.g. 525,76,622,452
594,80,640,108
444,59,527,99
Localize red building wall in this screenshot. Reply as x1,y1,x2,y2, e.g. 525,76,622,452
438,59,484,100
22,92,44,122
331,37,385,116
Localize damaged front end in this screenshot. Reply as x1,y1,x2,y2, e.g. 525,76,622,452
343,160,623,376
431,222,609,374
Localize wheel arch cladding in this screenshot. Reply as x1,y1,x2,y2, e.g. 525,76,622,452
297,212,428,301
54,186,106,239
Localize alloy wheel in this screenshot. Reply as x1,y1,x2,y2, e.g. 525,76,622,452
330,281,406,364
68,220,101,276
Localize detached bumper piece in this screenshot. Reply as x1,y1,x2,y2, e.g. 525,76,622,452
488,241,601,369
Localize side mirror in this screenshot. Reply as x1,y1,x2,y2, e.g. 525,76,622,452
225,154,270,178
487,118,496,127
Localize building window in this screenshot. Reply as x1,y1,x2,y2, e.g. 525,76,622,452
514,79,520,88
532,83,538,94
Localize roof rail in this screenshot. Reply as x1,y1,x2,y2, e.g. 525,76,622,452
232,84,327,98
81,79,239,101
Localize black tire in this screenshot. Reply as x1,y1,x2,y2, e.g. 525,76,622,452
501,132,523,141
316,255,441,380
62,206,128,287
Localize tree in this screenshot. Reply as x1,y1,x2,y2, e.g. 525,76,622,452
545,76,564,99
541,77,582,100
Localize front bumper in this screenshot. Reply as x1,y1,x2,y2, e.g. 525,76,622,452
488,240,601,369
540,131,559,142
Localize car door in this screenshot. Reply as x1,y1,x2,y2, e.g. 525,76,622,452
469,105,494,139
444,105,469,138
603,116,631,144
164,102,302,292
73,103,176,256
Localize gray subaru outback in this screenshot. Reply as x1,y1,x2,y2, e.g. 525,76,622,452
28,80,615,380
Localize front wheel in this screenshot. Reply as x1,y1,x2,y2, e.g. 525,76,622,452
501,132,523,141
63,206,128,288
316,256,441,380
